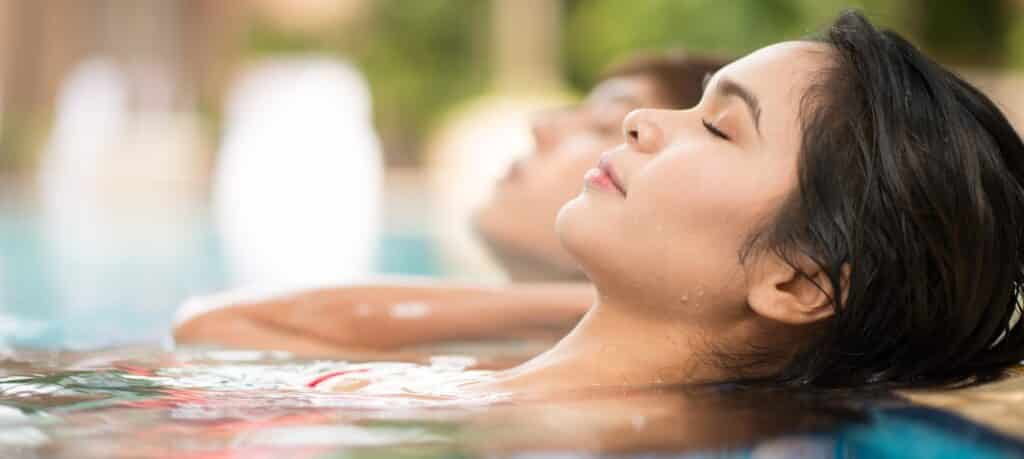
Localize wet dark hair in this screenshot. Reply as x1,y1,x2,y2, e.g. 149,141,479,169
602,51,730,109
743,11,1024,388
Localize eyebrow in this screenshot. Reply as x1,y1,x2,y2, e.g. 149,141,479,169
703,73,762,137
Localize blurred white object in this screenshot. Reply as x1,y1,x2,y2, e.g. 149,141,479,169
214,57,381,288
38,58,127,199
38,57,207,199
34,57,211,346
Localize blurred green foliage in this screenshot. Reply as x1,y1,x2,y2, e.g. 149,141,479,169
918,0,1016,66
352,0,492,164
239,1,1024,164
564,0,903,89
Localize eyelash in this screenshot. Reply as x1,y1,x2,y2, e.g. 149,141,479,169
702,119,730,141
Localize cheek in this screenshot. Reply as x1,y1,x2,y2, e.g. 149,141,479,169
555,149,796,308
620,154,794,291
632,152,793,238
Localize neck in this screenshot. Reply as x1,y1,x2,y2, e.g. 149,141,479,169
490,294,726,393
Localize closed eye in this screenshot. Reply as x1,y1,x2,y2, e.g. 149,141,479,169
702,119,730,141
593,122,619,136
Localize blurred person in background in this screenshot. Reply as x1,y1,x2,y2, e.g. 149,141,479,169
174,52,729,357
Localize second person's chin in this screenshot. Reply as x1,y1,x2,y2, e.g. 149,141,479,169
475,212,583,282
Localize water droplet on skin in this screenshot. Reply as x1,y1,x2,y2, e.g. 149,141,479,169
697,289,705,297
680,294,689,304
631,415,647,431
389,302,431,319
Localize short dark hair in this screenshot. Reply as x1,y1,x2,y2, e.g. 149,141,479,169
745,11,1024,388
601,51,730,109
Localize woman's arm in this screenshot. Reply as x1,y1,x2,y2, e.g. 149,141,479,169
173,282,593,356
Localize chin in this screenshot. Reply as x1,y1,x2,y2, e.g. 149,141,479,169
556,192,650,295
556,195,610,276
472,196,505,239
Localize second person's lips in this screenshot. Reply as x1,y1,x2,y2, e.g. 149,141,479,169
500,159,525,183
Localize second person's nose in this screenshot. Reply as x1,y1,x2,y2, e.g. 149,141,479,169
622,109,666,154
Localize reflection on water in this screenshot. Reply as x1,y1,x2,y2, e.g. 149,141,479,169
0,346,1020,458
0,208,228,350
27,56,220,350
0,205,442,350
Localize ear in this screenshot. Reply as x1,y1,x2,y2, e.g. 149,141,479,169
746,252,847,325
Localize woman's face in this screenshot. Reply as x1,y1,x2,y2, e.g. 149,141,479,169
557,42,831,325
474,76,669,276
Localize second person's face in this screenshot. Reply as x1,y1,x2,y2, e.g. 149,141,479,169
474,76,669,276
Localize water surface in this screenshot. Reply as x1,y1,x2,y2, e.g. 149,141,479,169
0,346,1021,458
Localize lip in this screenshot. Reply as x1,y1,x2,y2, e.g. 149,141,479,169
597,154,626,196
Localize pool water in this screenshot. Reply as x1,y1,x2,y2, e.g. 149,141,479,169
0,346,1022,458
0,206,443,349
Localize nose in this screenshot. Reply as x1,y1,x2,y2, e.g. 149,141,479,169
529,112,559,155
622,109,666,154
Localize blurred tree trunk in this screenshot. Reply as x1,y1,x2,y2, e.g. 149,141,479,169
0,0,245,175
492,0,563,93
0,0,96,172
